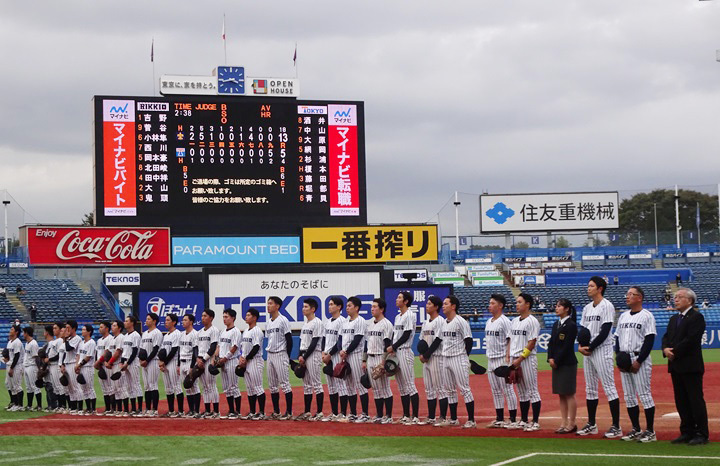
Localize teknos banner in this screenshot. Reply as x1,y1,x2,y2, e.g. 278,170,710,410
138,291,205,331
209,271,380,331
27,226,171,266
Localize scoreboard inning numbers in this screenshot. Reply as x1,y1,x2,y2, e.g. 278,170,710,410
94,96,366,234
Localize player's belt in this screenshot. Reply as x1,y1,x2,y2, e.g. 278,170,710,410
267,350,286,354
180,359,191,363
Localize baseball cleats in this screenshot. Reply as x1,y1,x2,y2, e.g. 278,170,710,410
354,414,371,423
487,420,506,428
604,426,623,439
504,421,522,430
310,413,324,422
523,422,540,432
577,423,599,436
462,420,477,429
321,414,336,422
381,416,393,424
637,430,656,443
395,416,410,424
227,413,239,420
279,412,293,421
622,429,642,441
416,417,436,426
293,412,311,421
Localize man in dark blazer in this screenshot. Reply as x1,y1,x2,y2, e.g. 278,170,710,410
662,288,709,445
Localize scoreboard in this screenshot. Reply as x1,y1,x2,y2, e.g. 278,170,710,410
93,96,366,234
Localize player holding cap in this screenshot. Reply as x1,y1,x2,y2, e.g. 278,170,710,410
363,297,394,424
435,295,475,429
509,293,542,432
577,276,622,438
196,309,220,418
339,296,369,423
322,297,349,421
179,314,201,417
484,294,519,428
94,321,115,416
61,320,83,415
120,316,143,416
217,308,242,419
22,327,42,411
47,323,67,413
106,320,126,416
296,298,325,421
616,286,657,443
3,325,24,411
240,308,266,420
159,314,183,417
75,324,97,415
140,313,163,417
386,291,420,425
41,325,58,412
265,296,294,420
418,295,447,426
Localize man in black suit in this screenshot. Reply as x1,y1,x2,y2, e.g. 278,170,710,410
662,288,709,445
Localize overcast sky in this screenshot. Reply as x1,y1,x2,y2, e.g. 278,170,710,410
1,1,719,238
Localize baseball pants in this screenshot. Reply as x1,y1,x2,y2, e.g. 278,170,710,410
111,365,127,399
142,360,160,392
162,360,183,396
367,354,392,399
4,366,23,395
179,361,200,396
220,358,241,398
267,351,291,394
443,355,474,404
63,363,83,402
49,364,67,396
422,354,447,401
98,368,114,397
244,358,265,397
302,351,323,395
125,364,143,399
394,348,418,397
515,354,541,403
328,353,349,397
620,355,654,409
488,356,518,410
344,352,368,396
584,345,619,401
200,363,219,403
80,366,96,400
23,366,41,395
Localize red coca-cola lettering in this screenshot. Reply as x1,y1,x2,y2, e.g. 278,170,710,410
56,230,157,261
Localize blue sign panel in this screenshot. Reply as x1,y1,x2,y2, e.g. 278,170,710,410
138,291,205,331
383,286,452,326
172,237,301,265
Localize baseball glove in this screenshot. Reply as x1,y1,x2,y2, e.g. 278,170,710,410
371,361,386,380
333,361,350,378
383,354,400,376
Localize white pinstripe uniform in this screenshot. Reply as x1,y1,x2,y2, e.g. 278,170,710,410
485,314,518,410
179,329,200,396
121,331,143,399
265,315,292,395
340,316,368,396
62,335,83,402
23,339,41,395
440,316,474,404
323,316,349,397
299,317,324,395
141,328,163,392
615,309,656,409
241,326,265,397
197,326,220,403
420,316,447,401
218,326,242,398
96,335,114,397
581,298,619,401
77,339,97,400
392,309,418,397
365,317,394,399
4,337,24,395
161,329,183,396
509,315,541,403
47,338,66,396
108,334,126,399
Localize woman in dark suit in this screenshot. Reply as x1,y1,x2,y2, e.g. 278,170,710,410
547,298,578,434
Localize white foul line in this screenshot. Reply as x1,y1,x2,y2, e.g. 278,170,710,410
491,452,720,466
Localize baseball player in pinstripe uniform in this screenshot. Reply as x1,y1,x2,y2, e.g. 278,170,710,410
339,296,369,423
47,323,67,412
435,295,476,429
140,313,164,417
94,322,115,416
120,316,143,416
418,295,447,425
616,286,657,443
296,298,325,421
61,320,83,415
106,320,126,416
265,296,294,420
179,314,201,417
22,327,42,411
509,293,542,431
363,298,394,424
41,325,58,411
159,314,183,417
240,308,266,420
577,276,622,438
3,325,24,411
386,291,420,425
322,296,349,421
76,324,97,414
196,309,220,418
484,294,519,428
217,308,242,419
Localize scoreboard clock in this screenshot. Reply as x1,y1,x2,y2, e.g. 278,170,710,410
217,66,245,95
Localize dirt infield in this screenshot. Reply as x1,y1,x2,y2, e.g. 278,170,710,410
2,363,718,441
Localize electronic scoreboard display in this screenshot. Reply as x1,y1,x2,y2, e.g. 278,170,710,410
93,95,366,234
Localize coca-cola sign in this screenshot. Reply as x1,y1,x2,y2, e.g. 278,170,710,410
27,227,171,266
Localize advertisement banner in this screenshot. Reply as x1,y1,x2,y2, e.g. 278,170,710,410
393,269,428,282
138,291,205,331
102,100,137,216
104,273,140,286
465,257,492,263
480,192,619,233
328,104,360,216
383,286,452,325
302,225,438,263
26,227,171,266
208,272,380,331
172,237,300,265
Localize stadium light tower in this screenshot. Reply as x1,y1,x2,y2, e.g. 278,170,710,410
454,191,461,254
3,191,9,267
